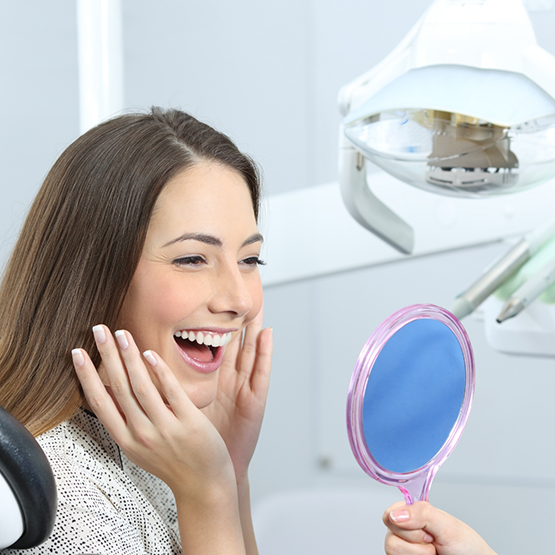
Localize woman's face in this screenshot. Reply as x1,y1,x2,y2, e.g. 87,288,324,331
118,163,263,408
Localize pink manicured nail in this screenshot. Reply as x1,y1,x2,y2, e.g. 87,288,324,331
72,349,85,367
92,325,107,344
143,350,157,366
115,330,129,350
390,509,410,523
423,532,434,543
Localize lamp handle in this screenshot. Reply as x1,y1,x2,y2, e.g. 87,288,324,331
339,144,414,254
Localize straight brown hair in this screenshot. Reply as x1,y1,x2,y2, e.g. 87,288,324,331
0,107,261,437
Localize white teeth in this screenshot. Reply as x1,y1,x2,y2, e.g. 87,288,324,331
174,330,232,347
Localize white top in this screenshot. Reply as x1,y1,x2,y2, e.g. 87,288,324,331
2,410,182,555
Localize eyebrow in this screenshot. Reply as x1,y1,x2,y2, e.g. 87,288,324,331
163,232,264,249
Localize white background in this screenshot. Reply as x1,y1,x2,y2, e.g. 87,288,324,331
2,1,555,553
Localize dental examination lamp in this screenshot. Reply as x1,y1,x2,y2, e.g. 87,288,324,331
339,0,555,254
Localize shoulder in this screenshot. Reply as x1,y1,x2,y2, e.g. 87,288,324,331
15,410,182,555
37,409,120,465
36,410,124,507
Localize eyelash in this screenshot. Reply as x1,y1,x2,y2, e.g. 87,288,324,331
173,256,206,267
173,256,266,267
241,256,267,267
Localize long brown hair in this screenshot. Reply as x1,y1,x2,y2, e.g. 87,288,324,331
0,107,261,436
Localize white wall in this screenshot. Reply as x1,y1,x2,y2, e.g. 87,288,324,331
0,2,79,264
2,1,555,553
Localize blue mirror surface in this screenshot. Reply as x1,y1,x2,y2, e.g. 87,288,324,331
362,318,466,474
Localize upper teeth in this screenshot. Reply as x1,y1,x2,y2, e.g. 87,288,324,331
174,330,232,347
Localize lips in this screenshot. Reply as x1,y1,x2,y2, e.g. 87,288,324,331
173,329,232,373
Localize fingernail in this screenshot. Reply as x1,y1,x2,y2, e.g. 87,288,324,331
72,349,85,367
390,509,410,523
115,330,129,350
423,532,434,543
92,325,107,344
143,350,157,366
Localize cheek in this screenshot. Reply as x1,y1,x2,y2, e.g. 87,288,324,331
122,271,204,332
246,277,264,324
143,282,203,326
147,291,184,324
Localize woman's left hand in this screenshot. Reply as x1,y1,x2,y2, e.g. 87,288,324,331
202,308,273,482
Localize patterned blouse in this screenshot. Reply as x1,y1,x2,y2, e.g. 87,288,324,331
3,410,182,555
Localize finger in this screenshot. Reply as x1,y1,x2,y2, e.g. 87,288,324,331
72,347,131,443
249,326,273,395
219,307,263,375
382,501,406,527
220,327,241,373
93,325,148,423
113,330,175,426
384,530,435,555
387,502,496,555
141,347,199,422
236,307,264,377
385,502,440,544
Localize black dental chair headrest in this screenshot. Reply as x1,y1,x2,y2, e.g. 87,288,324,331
0,405,57,549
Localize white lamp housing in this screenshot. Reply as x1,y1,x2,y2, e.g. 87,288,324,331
339,0,555,254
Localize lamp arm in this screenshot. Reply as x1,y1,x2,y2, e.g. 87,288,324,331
339,136,414,254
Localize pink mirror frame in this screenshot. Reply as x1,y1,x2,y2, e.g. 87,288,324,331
346,304,475,504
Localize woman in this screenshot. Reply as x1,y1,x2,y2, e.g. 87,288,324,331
382,502,498,554
0,107,272,555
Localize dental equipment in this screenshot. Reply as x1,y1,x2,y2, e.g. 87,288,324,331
0,406,56,549
450,219,555,319
496,255,555,322
339,0,555,254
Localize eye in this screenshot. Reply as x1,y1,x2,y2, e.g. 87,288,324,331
173,255,207,267
241,256,266,267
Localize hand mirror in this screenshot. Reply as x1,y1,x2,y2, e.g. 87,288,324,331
346,304,474,504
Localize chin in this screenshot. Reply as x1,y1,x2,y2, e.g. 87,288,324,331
181,379,219,409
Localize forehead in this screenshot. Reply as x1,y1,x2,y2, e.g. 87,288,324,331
148,163,257,241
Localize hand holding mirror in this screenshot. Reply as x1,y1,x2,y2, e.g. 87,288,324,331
346,304,474,504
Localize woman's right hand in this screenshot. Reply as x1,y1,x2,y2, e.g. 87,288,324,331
383,501,498,555
72,325,246,554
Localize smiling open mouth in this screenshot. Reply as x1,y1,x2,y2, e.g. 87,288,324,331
173,330,232,367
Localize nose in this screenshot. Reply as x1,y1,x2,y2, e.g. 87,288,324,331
208,260,254,318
